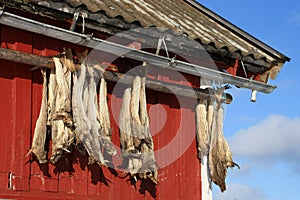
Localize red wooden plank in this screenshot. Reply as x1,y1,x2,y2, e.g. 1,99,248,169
87,164,103,196
42,177,59,192
59,176,88,195
0,61,14,176
58,148,88,195
29,70,44,177
30,34,61,192
11,175,29,191
0,173,8,191
99,92,118,199
30,176,59,192
0,26,33,191
33,33,61,56
155,93,181,200
180,97,201,200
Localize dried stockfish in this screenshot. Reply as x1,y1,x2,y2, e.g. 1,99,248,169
31,52,117,166
119,87,142,176
85,64,106,165
60,48,78,72
47,67,57,126
196,100,209,158
98,78,116,156
72,62,104,165
50,58,74,163
99,78,111,137
139,77,158,183
128,77,143,177
119,88,134,152
130,76,142,148
206,100,214,135
119,76,157,183
208,89,239,192
29,68,48,164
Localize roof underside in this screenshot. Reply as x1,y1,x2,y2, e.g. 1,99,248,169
33,0,289,62
1,0,290,79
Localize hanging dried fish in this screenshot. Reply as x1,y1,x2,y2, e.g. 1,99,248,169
47,67,57,126
207,100,214,135
139,77,158,183
85,64,106,165
29,68,48,164
196,100,209,158
72,62,105,165
128,76,143,177
60,48,78,72
119,87,139,177
50,57,74,163
98,78,111,137
119,88,134,153
208,88,239,192
119,76,157,183
130,76,142,148
30,51,116,166
98,77,116,156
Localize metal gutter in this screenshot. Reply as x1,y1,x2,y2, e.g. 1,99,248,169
0,11,276,93
184,0,291,63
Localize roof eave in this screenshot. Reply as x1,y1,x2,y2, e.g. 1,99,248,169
0,11,277,94
184,0,291,63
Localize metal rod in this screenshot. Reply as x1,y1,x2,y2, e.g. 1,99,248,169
0,11,276,93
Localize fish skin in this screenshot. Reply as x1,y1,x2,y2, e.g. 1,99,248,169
119,88,134,152
208,88,238,192
72,63,104,165
196,100,210,158
86,64,106,165
30,68,48,164
47,67,57,126
98,77,116,156
139,77,158,183
119,76,158,184
50,58,73,164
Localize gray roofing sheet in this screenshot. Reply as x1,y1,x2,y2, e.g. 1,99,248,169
6,0,289,67
45,0,288,64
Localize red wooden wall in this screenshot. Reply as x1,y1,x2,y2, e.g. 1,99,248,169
0,24,202,199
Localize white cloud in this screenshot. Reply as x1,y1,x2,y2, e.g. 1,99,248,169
214,183,267,200
229,115,300,173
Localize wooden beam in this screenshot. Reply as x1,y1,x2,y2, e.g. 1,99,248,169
0,47,54,68
0,47,232,103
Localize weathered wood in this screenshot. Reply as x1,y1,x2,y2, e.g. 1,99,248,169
0,47,54,68
0,47,233,103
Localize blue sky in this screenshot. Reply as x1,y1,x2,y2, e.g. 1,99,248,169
199,1,300,200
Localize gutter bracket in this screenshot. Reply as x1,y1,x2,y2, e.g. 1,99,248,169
78,33,93,45
0,0,6,16
70,8,81,32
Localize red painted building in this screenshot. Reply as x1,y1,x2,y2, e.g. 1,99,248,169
0,0,290,199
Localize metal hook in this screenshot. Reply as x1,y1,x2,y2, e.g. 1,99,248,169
155,33,170,58
70,8,81,31
0,0,7,15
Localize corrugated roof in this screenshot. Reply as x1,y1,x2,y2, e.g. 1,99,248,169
2,0,290,73
38,0,288,64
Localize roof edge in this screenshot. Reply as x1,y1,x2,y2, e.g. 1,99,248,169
184,0,291,63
